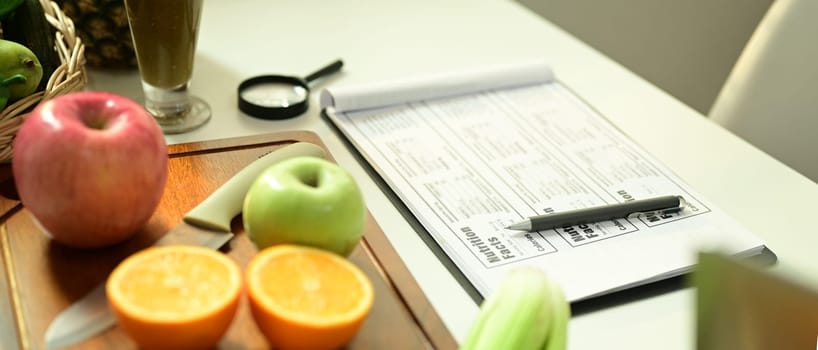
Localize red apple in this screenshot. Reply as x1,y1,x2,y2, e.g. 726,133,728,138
12,91,168,248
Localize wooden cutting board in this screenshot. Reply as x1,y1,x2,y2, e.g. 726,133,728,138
0,131,457,350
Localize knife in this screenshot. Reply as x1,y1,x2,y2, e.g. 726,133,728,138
43,142,326,349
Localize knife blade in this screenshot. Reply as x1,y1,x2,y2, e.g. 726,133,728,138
43,142,326,349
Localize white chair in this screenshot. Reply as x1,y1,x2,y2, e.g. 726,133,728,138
709,0,818,182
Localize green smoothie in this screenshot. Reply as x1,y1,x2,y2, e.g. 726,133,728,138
125,0,203,89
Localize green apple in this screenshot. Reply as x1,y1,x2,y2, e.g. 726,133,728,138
243,156,366,256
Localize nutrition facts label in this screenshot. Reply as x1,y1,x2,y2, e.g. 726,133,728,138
328,76,763,301
341,83,709,264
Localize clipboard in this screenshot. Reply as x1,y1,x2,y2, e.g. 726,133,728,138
317,60,771,306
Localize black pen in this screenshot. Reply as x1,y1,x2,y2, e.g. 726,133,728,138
505,195,686,232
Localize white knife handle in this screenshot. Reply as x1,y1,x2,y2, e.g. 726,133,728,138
183,142,326,231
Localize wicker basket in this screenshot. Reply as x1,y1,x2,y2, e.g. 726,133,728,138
0,0,86,162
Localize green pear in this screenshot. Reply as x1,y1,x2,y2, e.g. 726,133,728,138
0,39,43,109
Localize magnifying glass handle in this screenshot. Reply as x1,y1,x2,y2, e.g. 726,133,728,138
304,59,344,84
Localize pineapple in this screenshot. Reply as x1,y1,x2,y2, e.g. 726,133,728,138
55,0,136,69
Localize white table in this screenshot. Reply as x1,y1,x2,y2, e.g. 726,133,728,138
87,0,818,348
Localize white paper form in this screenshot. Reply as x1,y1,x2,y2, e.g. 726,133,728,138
321,62,766,302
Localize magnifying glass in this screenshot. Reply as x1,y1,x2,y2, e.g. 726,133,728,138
238,59,343,120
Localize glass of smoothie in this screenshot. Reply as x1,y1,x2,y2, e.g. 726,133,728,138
124,0,210,134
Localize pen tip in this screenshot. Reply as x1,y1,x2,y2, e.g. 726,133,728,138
505,222,528,231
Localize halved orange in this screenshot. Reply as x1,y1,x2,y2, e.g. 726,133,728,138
246,245,374,350
106,245,242,350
